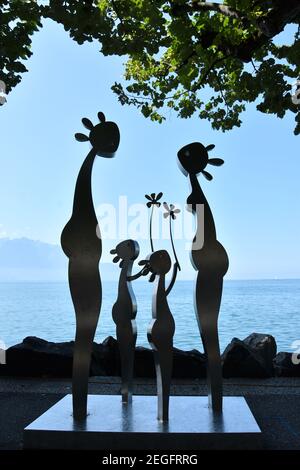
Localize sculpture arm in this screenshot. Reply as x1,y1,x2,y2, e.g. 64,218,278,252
166,263,179,297
127,267,147,281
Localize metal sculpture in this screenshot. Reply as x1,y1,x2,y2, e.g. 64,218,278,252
142,251,179,422
145,192,163,252
110,239,148,403
142,195,180,421
177,142,229,413
61,112,120,421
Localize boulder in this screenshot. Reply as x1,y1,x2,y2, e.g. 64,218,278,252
222,333,277,378
133,346,206,379
273,352,300,377
243,333,277,376
134,347,156,378
0,332,280,379
0,336,74,377
173,347,206,379
93,336,120,376
0,336,107,378
0,335,207,379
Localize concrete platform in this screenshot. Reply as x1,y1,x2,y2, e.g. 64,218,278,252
23,394,261,450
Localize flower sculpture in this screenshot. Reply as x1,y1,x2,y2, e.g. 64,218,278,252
145,192,163,252
163,203,181,270
163,203,180,220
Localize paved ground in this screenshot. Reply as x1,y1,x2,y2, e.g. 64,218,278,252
1,376,300,450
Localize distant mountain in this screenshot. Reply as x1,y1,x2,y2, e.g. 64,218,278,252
0,238,117,281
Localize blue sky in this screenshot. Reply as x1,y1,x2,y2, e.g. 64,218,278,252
0,19,299,280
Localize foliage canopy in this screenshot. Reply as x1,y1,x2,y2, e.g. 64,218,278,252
1,1,300,133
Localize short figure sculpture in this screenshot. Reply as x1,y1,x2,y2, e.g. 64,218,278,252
110,239,147,403
177,142,229,413
61,112,120,420
141,251,179,422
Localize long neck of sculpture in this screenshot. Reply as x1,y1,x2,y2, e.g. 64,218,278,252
118,260,133,294
189,172,217,245
153,275,166,319
72,148,97,218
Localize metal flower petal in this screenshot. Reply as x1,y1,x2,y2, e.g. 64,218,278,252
145,192,164,207
163,202,181,219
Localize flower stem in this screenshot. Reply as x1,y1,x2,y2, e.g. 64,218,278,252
150,205,154,252
169,216,181,270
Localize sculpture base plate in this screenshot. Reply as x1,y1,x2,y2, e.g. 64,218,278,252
24,395,261,450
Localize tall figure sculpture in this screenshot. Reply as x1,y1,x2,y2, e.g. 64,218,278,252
61,112,120,420
177,142,229,413
110,239,147,403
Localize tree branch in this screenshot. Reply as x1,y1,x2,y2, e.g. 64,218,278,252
188,2,242,20
176,0,300,62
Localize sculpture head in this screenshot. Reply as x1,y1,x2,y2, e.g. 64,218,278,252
177,142,224,180
148,250,172,276
110,239,139,267
75,112,120,157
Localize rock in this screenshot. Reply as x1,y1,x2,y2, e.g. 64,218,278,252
134,347,156,378
173,347,206,379
0,332,280,379
222,333,277,378
0,336,107,378
0,336,74,377
93,336,120,376
243,333,277,376
0,335,207,379
133,346,206,379
273,352,300,377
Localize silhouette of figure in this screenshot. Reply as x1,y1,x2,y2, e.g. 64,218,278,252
61,112,120,420
177,142,229,413
141,251,179,422
110,239,147,403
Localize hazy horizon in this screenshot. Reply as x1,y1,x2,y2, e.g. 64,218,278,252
0,237,299,282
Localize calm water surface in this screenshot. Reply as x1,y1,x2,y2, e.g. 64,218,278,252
0,280,299,352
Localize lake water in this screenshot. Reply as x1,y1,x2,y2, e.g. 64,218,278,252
0,280,299,352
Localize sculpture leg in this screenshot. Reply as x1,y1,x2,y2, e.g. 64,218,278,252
117,320,137,403
153,346,173,422
195,276,223,413
72,323,96,420
69,261,101,421
201,322,222,412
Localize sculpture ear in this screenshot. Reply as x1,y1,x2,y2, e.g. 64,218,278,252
82,118,93,130
98,111,106,123
206,144,215,152
75,133,89,142
202,170,213,181
208,158,224,166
